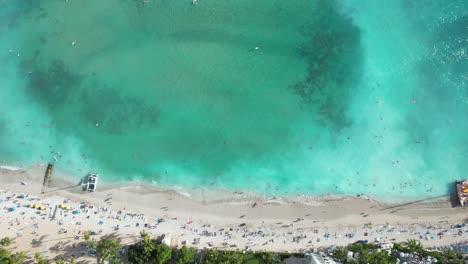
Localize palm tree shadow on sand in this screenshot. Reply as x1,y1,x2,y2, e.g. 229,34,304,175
381,182,461,212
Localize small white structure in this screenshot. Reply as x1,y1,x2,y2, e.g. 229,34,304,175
162,233,172,246
308,252,342,264
380,243,394,250
83,173,99,192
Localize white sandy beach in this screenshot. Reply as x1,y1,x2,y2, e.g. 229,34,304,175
0,165,467,263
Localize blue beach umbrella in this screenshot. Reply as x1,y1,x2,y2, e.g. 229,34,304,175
8,207,16,212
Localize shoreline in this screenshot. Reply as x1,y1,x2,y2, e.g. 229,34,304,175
0,164,448,206
3,164,370,206
1,164,467,262
0,164,465,217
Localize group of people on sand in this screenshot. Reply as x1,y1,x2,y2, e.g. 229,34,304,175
1,189,467,260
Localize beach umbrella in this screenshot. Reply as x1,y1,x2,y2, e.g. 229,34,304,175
30,204,35,208
34,204,40,209
40,206,46,210
8,207,15,212
60,204,65,209
66,206,71,210
19,194,25,199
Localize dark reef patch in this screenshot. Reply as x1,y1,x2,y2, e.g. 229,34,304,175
21,58,160,136
24,59,81,109
12,0,42,15
79,84,160,135
0,0,45,28
291,1,362,129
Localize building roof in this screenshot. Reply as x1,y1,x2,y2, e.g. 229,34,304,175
308,252,342,264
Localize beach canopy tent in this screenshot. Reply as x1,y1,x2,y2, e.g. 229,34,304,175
8,207,16,212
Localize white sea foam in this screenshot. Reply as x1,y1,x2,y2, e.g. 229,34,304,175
0,165,23,171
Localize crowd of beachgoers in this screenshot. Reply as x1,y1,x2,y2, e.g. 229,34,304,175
1,189,466,262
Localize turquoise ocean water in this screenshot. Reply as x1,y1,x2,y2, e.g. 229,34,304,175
0,0,466,200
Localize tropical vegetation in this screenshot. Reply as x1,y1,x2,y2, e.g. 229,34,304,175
0,237,13,248
0,234,465,264
333,239,465,264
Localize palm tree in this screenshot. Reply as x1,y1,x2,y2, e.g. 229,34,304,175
0,237,13,247
96,238,121,264
11,252,26,264
369,251,390,264
442,250,464,264
140,230,155,258
333,246,347,263
34,253,48,264
405,239,423,254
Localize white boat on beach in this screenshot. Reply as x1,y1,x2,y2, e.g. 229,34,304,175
82,173,99,192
